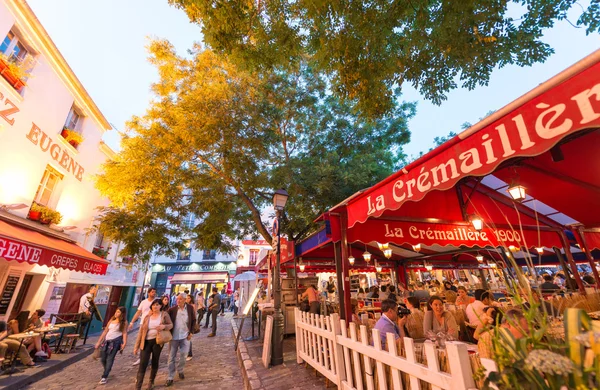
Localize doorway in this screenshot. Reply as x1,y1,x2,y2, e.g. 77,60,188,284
103,286,124,326
9,274,33,320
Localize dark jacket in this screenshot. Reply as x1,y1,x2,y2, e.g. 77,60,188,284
167,304,196,336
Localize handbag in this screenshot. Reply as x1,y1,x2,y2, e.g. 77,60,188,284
157,329,172,345
92,347,101,360
192,321,201,334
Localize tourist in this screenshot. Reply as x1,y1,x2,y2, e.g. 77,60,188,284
539,275,561,293
95,306,128,385
356,287,367,300
455,286,471,308
387,285,398,303
423,296,458,339
232,288,240,317
326,276,336,298
0,320,36,367
444,290,458,308
161,295,170,311
466,289,494,326
207,287,221,337
301,284,320,314
523,290,558,317
79,284,98,336
398,296,424,339
478,309,529,359
366,286,379,300
373,299,401,349
473,306,502,341
204,293,213,329
379,285,389,301
134,298,173,390
166,293,195,386
412,282,430,302
444,280,457,292
184,294,196,361
8,310,47,359
129,287,157,366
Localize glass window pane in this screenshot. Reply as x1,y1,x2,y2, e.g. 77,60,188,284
0,36,11,54
40,189,51,205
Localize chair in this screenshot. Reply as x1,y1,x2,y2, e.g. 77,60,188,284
62,334,79,354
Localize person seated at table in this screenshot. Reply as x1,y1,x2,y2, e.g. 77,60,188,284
8,310,48,358
366,286,379,300
379,285,389,301
473,306,502,341
522,290,559,317
0,320,37,367
356,287,367,300
350,301,361,324
373,299,402,350
423,296,459,339
478,308,529,359
387,286,398,303
466,290,496,326
443,281,457,292
398,297,424,339
455,286,471,309
539,275,561,293
412,282,430,302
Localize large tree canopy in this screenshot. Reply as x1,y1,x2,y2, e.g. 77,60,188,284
168,0,599,118
96,40,414,261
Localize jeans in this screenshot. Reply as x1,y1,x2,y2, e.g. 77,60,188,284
204,310,211,327
210,310,218,334
219,303,225,315
233,304,238,316
100,336,122,379
136,338,163,389
187,338,192,357
167,338,189,380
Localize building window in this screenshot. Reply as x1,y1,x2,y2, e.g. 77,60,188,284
33,165,63,206
183,213,195,229
0,31,28,61
249,249,259,266
202,249,216,260
177,240,192,261
0,29,35,91
64,106,82,131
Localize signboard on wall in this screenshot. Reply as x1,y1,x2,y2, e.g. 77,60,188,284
0,274,20,315
94,285,112,305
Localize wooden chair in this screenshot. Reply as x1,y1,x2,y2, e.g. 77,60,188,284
62,334,79,354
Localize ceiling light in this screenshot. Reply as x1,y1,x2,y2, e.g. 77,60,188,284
425,263,433,271
535,247,544,255
507,184,527,202
348,255,355,266
470,216,483,231
363,250,371,263
383,248,393,259
375,261,382,272
475,253,484,262
412,244,421,252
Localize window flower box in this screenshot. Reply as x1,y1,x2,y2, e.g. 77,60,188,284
29,202,62,225
93,246,111,259
60,127,84,148
0,55,26,91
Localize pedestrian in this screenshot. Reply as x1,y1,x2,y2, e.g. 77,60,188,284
165,293,196,386
233,288,240,317
207,287,221,337
134,298,172,390
196,292,206,325
95,306,128,385
161,295,170,311
204,293,213,329
184,294,196,361
129,287,157,366
219,288,227,316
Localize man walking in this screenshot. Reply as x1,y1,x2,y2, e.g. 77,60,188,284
129,287,157,365
207,287,221,337
166,293,195,387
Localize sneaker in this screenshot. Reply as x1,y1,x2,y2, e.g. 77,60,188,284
186,356,192,361
99,378,107,385
35,351,48,358
179,373,185,380
133,358,140,366
207,333,215,337
165,380,173,387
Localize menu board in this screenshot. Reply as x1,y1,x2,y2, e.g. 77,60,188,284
0,275,20,315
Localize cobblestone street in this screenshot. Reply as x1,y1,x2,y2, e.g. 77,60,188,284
22,313,243,390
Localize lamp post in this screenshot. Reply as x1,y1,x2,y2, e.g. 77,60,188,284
271,188,288,366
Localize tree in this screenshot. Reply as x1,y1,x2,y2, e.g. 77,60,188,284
168,0,599,119
95,40,415,261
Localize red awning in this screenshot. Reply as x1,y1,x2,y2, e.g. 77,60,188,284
170,272,229,284
584,231,600,251
0,220,109,275
345,51,600,228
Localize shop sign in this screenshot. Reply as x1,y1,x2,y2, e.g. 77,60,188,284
0,90,85,181
348,219,563,249
156,262,236,273
0,236,107,274
347,62,600,227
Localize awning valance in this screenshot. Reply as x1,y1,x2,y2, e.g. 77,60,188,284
0,220,109,275
170,272,229,284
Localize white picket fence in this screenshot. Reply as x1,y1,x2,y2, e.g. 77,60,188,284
295,308,477,390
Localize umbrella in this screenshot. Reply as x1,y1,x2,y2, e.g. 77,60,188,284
233,271,256,282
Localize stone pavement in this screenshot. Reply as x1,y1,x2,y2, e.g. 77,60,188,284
20,313,243,390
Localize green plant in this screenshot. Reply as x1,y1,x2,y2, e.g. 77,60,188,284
0,53,33,81
61,127,84,144
32,203,62,225
30,202,45,214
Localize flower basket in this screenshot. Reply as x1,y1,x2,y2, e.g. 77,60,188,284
30,203,62,225
93,246,111,259
60,127,84,148
28,210,41,221
0,56,26,91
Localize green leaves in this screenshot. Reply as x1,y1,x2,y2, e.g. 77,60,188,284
168,0,598,120
96,41,414,260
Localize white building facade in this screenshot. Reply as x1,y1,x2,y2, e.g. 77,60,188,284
0,0,143,329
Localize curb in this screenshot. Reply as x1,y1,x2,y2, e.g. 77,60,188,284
231,319,264,390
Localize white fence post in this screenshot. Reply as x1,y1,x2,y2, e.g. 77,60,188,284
371,328,388,390
295,308,303,364
331,314,346,388
446,342,476,390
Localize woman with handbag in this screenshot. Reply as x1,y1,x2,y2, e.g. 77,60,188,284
134,299,173,390
95,306,128,385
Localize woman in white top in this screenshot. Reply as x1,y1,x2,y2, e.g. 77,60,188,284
95,306,128,385
134,299,173,390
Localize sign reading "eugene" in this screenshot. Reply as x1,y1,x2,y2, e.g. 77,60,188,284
0,238,42,263
0,89,85,181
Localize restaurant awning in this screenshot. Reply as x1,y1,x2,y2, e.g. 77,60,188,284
0,220,109,275
170,272,229,284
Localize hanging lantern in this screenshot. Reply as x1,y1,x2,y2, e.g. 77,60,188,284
412,244,421,253
425,263,433,271
377,242,385,251
476,253,484,262
470,215,483,231
298,259,305,272
489,262,497,268
507,184,527,202
348,255,355,266
535,247,544,255
363,250,372,263
375,261,382,272
383,248,393,259
509,245,518,252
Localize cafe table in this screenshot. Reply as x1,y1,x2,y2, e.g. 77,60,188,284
5,332,40,374
46,322,77,353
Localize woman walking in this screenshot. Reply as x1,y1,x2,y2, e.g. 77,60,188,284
134,299,173,390
95,306,128,385
161,295,170,311
185,294,196,361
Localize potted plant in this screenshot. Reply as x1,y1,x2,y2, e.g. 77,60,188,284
0,53,31,91
28,202,44,221
60,127,85,148
39,206,62,225
93,246,111,259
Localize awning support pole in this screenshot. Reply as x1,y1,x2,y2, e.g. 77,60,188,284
558,231,586,294
340,212,353,323
334,241,346,321
574,228,600,289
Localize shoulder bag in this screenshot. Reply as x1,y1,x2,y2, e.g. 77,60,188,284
156,313,172,345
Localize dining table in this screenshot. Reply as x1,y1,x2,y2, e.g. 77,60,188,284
41,322,77,353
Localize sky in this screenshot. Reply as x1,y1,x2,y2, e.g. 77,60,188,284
27,0,599,158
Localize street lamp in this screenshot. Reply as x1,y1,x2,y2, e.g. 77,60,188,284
271,188,288,366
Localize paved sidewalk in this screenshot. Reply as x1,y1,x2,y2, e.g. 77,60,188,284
18,313,243,390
